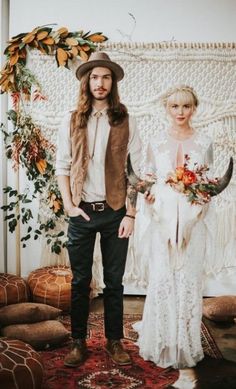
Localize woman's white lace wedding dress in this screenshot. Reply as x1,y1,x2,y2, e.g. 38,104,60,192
133,130,213,369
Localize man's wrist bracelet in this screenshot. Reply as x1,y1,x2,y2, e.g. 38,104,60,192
125,214,135,219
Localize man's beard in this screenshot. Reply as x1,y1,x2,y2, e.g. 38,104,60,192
94,96,108,101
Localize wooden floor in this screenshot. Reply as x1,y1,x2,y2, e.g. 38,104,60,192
90,295,236,363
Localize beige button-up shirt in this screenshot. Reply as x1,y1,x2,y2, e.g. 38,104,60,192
55,108,141,202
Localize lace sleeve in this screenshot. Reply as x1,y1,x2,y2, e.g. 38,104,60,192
204,142,214,166
145,142,157,175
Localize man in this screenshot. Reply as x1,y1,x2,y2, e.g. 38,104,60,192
56,51,141,367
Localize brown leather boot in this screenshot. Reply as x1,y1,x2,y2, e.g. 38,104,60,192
64,339,87,367
106,340,132,365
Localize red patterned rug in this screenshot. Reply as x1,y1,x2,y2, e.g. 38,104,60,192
40,313,221,389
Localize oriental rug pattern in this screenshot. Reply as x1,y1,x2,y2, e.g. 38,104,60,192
40,313,222,388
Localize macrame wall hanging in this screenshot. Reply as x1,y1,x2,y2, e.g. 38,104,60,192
26,42,236,290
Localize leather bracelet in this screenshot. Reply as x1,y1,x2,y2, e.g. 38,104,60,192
125,214,135,219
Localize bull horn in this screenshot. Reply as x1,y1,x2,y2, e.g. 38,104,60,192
210,157,233,196
126,153,156,194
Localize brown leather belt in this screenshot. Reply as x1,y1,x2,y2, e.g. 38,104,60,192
79,201,109,212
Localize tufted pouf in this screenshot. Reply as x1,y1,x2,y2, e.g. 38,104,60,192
0,338,44,389
27,266,72,312
0,273,30,308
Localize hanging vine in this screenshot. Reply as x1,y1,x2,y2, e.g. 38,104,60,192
0,24,108,254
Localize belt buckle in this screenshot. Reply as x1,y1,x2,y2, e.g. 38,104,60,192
92,202,105,212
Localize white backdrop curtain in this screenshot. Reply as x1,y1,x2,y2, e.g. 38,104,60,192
10,42,236,294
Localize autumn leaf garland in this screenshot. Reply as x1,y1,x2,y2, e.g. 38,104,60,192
0,24,108,95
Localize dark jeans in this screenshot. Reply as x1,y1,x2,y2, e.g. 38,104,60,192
67,204,128,340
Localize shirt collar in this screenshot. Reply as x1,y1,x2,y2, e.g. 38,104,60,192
92,106,108,117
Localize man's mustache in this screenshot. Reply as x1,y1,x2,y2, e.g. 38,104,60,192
94,88,107,92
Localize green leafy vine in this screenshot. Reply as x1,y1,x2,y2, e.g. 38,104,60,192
0,24,108,254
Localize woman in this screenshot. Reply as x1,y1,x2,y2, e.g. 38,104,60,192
133,85,214,369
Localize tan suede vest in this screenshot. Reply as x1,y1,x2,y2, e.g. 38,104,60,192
70,112,129,210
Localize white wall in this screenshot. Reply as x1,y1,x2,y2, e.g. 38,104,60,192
9,0,236,42
0,0,9,273
1,0,236,278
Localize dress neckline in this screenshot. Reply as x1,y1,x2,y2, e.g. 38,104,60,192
167,130,196,142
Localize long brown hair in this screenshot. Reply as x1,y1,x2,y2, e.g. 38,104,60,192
73,69,128,128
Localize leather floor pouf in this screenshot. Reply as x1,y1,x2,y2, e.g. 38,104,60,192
27,266,72,312
0,273,30,308
0,338,44,389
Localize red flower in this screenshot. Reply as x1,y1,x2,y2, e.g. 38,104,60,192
182,170,197,185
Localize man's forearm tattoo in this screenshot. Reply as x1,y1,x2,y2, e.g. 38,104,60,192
127,185,138,208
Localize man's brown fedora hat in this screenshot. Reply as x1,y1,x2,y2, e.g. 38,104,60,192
76,51,124,81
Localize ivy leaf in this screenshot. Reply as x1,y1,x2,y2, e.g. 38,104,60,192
51,242,61,254
22,199,32,204
9,190,18,197
7,109,17,124
5,214,15,220
21,234,31,241
9,218,17,232
3,186,13,193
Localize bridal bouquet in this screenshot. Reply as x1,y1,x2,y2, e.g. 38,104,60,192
166,154,219,205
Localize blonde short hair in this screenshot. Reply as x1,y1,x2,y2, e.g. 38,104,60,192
161,85,199,108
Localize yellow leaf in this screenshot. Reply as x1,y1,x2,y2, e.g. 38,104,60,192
86,34,106,43
36,159,47,174
56,48,68,66
22,32,36,44
78,50,88,61
9,51,19,66
66,37,78,46
80,44,90,52
37,30,49,41
70,46,78,57
42,37,55,45
67,51,73,59
57,27,69,38
7,43,20,52
0,74,8,85
1,77,12,92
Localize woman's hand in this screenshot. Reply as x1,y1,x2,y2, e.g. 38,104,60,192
118,216,135,238
144,190,155,204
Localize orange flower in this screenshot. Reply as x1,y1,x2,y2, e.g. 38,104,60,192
53,199,62,213
182,170,197,185
48,193,62,214
176,166,185,180
35,159,47,174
